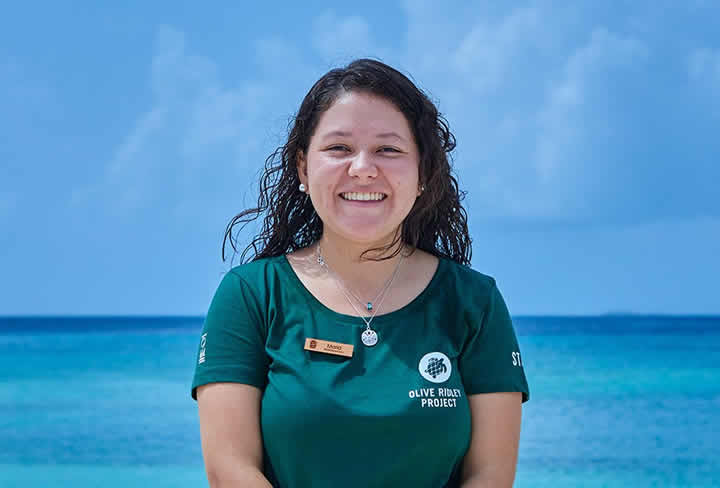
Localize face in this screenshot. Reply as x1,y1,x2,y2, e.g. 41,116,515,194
297,91,421,247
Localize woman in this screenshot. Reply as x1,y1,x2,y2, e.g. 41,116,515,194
190,58,530,488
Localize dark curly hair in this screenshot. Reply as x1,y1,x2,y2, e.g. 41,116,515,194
222,58,472,266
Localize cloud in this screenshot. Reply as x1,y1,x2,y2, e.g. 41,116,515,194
529,28,648,217
312,12,391,63
450,7,542,93
253,37,313,78
71,6,719,227
401,3,650,222
74,25,312,218
112,108,168,172
82,16,405,219
149,26,218,105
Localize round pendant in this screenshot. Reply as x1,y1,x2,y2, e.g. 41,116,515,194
361,329,378,347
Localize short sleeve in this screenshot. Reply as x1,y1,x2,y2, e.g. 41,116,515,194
459,279,530,403
190,268,270,401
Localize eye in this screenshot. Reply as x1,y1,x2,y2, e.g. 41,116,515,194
327,145,349,152
379,147,400,153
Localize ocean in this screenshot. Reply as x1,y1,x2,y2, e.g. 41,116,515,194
1,316,718,487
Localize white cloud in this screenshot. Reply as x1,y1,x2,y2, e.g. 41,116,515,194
533,28,648,208
312,12,390,63
74,25,311,218
254,37,312,77
506,28,647,219
180,83,265,159
150,26,218,104
71,5,708,226
108,107,168,178
396,3,651,220
73,16,397,218
451,7,542,93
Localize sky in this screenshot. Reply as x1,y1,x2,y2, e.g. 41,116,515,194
1,1,718,316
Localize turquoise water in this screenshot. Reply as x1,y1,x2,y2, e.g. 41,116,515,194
1,316,718,487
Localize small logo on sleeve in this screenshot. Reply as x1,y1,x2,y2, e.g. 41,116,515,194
419,352,452,383
198,333,207,365
512,351,523,367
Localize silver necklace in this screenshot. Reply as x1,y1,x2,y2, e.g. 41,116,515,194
317,244,404,347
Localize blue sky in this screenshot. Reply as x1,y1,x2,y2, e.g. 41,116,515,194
1,1,718,315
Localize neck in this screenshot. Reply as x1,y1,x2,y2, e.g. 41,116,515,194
316,231,407,300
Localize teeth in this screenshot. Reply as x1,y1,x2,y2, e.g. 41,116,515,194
341,192,386,201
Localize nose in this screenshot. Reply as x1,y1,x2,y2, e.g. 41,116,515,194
347,150,378,179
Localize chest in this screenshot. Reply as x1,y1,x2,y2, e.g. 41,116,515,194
259,310,472,482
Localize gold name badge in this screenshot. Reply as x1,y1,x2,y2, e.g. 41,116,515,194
304,338,354,358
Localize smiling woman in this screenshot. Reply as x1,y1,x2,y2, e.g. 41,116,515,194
296,91,421,248
190,58,530,488
221,59,467,266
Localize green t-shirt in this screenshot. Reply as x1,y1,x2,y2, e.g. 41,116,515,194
191,254,529,488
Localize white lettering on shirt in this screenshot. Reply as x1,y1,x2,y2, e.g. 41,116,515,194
512,351,523,367
198,333,207,365
408,387,463,408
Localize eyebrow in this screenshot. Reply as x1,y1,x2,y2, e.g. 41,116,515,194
320,130,406,142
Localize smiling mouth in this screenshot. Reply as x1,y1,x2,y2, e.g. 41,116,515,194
339,192,388,201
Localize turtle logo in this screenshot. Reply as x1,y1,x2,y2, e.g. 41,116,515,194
418,352,452,383
425,357,447,378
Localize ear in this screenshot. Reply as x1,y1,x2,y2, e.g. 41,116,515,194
296,149,308,186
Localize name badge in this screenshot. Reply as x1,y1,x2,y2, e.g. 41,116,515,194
304,337,354,358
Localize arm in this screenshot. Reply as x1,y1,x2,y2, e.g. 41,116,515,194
460,392,523,488
197,382,273,488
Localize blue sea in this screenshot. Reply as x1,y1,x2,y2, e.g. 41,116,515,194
1,316,718,488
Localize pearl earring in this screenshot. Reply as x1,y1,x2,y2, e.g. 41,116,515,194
299,183,306,192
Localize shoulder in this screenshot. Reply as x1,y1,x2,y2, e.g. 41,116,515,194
438,257,499,301
207,256,288,322
436,260,514,335
216,255,287,296
225,255,285,279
